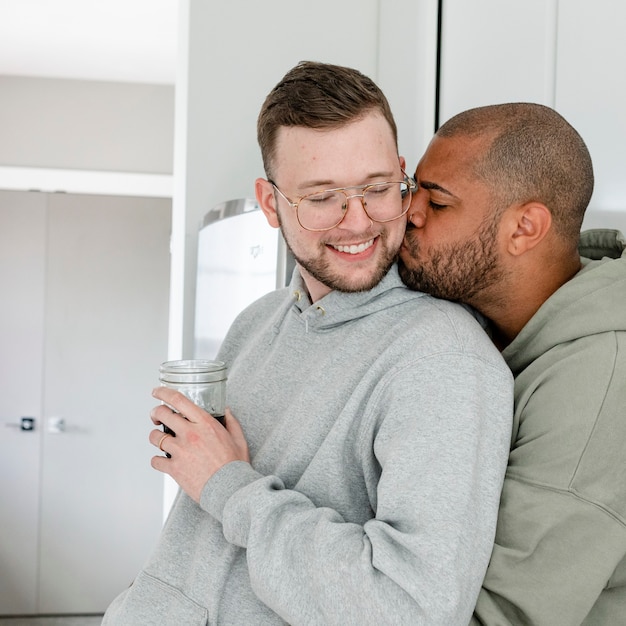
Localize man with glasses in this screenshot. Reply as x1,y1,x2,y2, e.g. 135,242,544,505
103,61,513,625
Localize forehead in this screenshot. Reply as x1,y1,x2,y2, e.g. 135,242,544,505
272,111,399,186
418,134,487,182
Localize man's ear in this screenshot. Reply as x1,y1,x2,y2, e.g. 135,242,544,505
505,202,552,256
255,178,280,229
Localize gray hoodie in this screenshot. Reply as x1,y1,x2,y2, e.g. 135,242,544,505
103,265,513,625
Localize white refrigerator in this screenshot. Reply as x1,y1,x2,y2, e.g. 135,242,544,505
194,197,294,359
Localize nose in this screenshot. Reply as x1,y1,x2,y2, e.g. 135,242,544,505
339,194,373,229
407,196,426,228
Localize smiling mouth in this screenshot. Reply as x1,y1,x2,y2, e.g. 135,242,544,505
330,238,375,255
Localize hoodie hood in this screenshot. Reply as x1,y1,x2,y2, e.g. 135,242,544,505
503,229,626,375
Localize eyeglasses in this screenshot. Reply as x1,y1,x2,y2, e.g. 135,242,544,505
268,173,417,232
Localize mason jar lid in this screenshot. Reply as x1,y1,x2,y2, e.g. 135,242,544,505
159,359,227,384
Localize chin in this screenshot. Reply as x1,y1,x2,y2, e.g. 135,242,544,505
336,268,391,293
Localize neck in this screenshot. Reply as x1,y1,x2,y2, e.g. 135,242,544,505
298,265,332,303
479,255,582,350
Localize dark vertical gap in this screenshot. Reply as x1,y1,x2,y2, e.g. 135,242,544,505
434,0,443,131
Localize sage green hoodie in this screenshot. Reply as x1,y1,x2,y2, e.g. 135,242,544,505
472,229,626,625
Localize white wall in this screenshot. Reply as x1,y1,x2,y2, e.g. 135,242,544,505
0,76,174,174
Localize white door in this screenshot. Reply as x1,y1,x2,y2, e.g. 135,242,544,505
0,191,171,615
0,191,46,614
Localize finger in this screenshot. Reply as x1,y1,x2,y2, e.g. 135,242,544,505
151,455,172,474
150,404,189,433
149,428,173,449
152,387,209,423
150,402,181,426
150,403,173,426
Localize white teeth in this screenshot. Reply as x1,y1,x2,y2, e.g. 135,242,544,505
332,239,374,254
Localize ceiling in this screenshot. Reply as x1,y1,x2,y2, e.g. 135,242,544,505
0,0,178,85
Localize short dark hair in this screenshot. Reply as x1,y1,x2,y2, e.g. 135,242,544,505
437,103,594,241
257,61,398,179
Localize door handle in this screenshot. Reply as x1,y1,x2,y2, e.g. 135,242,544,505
48,417,66,434
4,416,36,431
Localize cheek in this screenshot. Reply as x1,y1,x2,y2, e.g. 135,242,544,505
422,214,459,240
386,219,408,249
282,226,324,258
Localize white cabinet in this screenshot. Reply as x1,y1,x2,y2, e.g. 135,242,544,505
0,191,171,614
556,1,626,216
439,0,558,122
438,0,626,229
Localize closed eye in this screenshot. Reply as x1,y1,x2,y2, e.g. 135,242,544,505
367,183,394,196
307,192,337,204
428,200,448,211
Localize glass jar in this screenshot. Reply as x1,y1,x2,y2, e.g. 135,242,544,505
159,359,227,425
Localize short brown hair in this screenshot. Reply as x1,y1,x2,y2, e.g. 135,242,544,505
438,103,594,242
257,61,398,179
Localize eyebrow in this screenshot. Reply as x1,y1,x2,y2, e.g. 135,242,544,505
419,180,459,199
